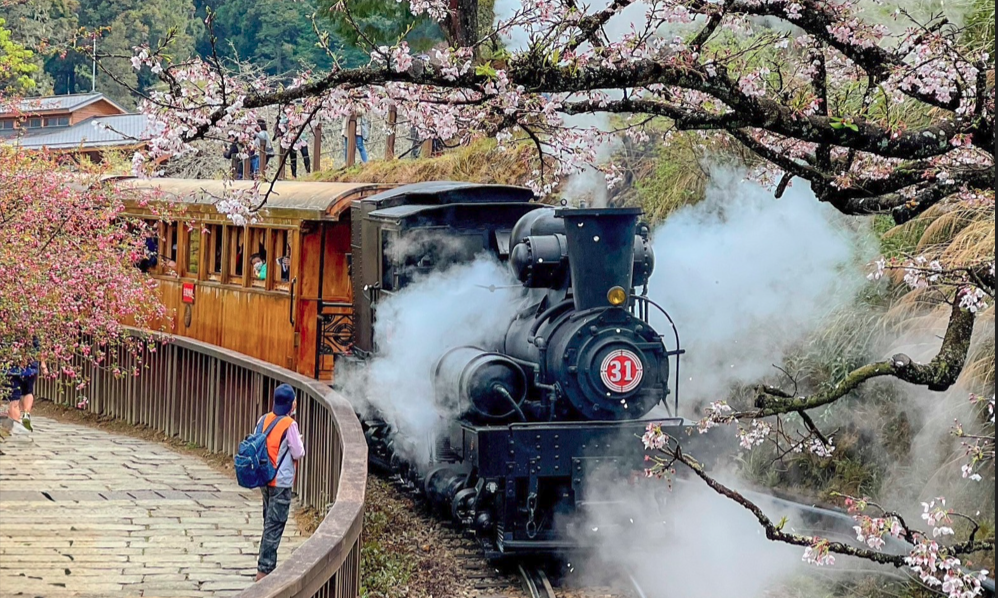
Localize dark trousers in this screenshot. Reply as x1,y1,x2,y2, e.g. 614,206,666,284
258,486,292,574
289,148,311,178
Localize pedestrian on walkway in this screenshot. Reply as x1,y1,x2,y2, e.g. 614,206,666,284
281,116,313,178
5,337,45,434
254,383,305,581
223,134,245,180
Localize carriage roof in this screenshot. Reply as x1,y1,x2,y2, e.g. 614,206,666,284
360,181,535,210
117,178,391,222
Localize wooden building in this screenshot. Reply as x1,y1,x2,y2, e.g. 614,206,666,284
0,93,157,160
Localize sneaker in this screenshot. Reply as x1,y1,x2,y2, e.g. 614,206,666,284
10,420,31,435
21,413,33,432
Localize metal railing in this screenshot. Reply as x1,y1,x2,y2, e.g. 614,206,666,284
37,333,368,598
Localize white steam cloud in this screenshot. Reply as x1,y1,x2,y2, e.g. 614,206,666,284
337,256,522,465
647,168,871,407
572,478,802,597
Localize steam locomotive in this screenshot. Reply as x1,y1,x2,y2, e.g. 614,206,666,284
348,182,693,557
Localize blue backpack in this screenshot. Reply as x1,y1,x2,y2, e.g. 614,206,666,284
235,416,288,489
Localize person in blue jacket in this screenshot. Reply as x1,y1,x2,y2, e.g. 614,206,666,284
5,337,45,434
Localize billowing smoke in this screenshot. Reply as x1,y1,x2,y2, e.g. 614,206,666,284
560,113,619,208
570,477,803,597
336,256,523,465
557,170,875,597
647,168,871,408
570,467,901,598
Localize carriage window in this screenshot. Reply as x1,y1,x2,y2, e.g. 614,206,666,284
160,222,179,275
273,229,291,288
207,225,224,280
248,227,268,287
186,228,201,276
228,227,245,282
137,220,159,273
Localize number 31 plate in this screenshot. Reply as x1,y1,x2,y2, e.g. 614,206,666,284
599,349,644,393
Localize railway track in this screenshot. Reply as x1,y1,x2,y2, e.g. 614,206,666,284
379,471,994,598
517,563,556,598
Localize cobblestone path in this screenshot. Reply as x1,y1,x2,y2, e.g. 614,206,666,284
0,416,304,597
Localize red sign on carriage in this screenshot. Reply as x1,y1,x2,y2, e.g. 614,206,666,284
599,349,643,393
181,282,196,304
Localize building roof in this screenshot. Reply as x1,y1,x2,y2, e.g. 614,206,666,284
118,178,393,221
8,113,161,151
0,93,127,116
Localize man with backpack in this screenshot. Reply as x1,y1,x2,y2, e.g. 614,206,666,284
235,383,305,581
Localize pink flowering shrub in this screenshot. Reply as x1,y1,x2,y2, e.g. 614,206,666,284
0,144,168,389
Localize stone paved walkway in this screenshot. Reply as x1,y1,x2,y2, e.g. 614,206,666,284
0,416,304,597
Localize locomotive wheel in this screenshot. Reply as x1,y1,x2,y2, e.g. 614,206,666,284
422,465,452,498
451,488,477,523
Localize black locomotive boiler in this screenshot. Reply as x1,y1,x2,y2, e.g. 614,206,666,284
347,182,693,557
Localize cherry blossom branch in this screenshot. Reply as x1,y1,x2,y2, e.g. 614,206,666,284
747,300,975,419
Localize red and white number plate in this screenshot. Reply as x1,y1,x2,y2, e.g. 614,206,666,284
599,349,644,393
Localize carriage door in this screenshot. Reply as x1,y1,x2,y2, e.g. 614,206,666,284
313,220,356,380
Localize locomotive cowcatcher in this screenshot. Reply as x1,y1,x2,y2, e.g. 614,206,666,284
348,182,693,557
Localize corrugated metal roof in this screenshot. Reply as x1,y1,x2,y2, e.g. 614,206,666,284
8,114,160,150
0,93,126,116
118,178,392,221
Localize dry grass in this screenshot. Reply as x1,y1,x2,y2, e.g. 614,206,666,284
879,196,995,388
313,138,541,188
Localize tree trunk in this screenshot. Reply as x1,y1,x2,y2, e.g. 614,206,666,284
445,0,479,48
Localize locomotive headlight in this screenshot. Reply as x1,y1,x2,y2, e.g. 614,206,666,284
607,286,627,306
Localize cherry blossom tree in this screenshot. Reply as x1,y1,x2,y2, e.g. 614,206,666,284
0,142,168,395
99,0,994,591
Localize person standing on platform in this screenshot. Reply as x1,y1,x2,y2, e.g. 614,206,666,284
253,384,305,581
223,134,244,180
253,119,275,178
281,116,313,178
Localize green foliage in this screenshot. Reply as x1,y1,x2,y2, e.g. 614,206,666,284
875,213,931,258
2,0,198,106
84,0,199,106
314,0,444,61
193,0,354,75
963,0,995,55
0,1,78,94
0,17,40,94
627,133,711,223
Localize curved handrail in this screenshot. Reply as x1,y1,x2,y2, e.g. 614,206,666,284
37,332,368,598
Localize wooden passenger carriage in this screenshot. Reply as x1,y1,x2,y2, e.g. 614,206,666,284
119,178,390,380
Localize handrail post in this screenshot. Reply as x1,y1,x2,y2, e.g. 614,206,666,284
346,118,357,167
312,124,322,172
385,105,397,161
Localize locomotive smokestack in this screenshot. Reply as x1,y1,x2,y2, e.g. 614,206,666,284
556,207,642,311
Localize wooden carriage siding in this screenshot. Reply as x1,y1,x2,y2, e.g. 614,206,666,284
119,179,392,381
35,332,368,598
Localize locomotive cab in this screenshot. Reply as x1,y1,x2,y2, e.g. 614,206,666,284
349,182,544,356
